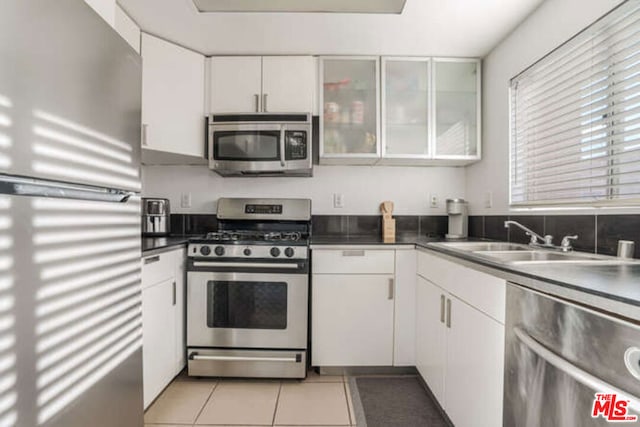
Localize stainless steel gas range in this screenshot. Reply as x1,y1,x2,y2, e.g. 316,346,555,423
186,198,311,378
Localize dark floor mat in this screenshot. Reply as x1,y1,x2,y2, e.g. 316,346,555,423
351,376,449,427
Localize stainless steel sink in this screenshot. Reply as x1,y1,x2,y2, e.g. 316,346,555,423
428,241,637,265
430,242,530,252
474,250,621,264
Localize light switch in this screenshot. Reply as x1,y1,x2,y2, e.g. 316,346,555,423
181,192,192,208
333,193,344,208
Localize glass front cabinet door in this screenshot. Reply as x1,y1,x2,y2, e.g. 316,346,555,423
319,57,381,164
432,59,481,161
381,57,431,163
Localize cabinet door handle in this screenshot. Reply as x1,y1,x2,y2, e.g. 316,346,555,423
141,123,148,146
254,94,260,112
446,298,452,328
342,250,365,257
172,281,176,306
440,294,445,323
143,255,159,265
263,93,268,112
388,278,394,300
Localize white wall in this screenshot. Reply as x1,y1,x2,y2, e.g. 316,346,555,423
142,165,466,215
466,0,630,216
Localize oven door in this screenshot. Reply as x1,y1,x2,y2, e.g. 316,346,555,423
187,271,308,349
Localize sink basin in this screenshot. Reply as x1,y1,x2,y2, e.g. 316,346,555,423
475,250,631,265
431,242,530,252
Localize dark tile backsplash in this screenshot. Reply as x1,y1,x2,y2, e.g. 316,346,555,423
312,215,348,236
545,215,596,253
468,216,484,239
172,212,640,258
506,215,544,244
484,216,509,241
348,215,382,236
597,215,640,258
420,216,448,238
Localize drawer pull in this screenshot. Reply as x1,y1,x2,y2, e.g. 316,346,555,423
190,353,299,363
342,250,365,257
172,281,176,306
144,255,160,265
446,298,452,328
388,278,394,300
440,294,445,323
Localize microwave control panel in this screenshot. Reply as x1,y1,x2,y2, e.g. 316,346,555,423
285,131,308,160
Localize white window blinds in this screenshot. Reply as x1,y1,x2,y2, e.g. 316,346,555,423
510,1,640,206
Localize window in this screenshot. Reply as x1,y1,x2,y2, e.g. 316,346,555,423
510,1,640,207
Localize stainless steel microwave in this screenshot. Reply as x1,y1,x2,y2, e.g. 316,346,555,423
207,113,312,177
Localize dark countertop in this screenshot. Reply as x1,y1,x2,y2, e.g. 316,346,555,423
311,234,640,320
142,236,191,253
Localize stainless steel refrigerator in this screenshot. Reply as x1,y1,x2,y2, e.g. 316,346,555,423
0,1,143,426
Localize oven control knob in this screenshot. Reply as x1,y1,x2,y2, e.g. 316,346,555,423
243,248,252,256
284,247,295,258
270,247,281,257
200,246,211,256
214,246,225,256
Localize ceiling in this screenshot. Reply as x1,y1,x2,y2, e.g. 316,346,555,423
118,0,545,57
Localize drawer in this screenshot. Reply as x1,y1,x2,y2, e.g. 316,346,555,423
142,250,176,289
417,250,506,324
312,249,395,274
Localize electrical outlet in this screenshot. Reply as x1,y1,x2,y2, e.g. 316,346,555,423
181,192,192,209
333,193,345,209
484,191,493,208
429,194,439,208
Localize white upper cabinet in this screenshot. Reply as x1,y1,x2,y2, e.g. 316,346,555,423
262,56,314,113
319,57,381,164
381,57,430,162
141,33,205,159
209,57,263,113
319,56,481,165
209,56,314,113
433,59,481,160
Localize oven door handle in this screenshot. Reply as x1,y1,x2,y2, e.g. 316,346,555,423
192,261,300,269
189,353,300,363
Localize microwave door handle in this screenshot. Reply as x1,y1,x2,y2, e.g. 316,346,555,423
280,128,286,167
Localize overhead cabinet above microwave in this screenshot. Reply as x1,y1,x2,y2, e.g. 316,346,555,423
319,56,481,166
208,56,315,114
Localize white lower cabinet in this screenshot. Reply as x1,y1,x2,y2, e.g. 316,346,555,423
415,276,446,403
312,274,395,366
311,248,415,367
416,250,505,427
141,248,186,409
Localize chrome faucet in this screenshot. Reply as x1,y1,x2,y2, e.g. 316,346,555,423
503,220,578,252
504,220,553,247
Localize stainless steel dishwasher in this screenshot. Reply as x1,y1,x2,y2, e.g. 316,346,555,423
504,283,640,426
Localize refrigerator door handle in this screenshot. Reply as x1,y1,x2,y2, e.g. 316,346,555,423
0,174,135,203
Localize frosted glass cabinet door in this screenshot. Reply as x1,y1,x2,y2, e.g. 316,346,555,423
320,57,380,162
433,59,480,158
382,58,430,158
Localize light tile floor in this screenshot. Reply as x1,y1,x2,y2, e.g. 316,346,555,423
144,370,356,427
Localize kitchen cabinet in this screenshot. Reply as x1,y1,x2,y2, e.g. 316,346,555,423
416,249,504,427
415,276,446,403
312,274,395,366
319,56,481,165
141,247,186,408
311,248,415,367
209,56,314,113
319,57,381,164
141,33,205,160
433,59,481,160
381,57,431,161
